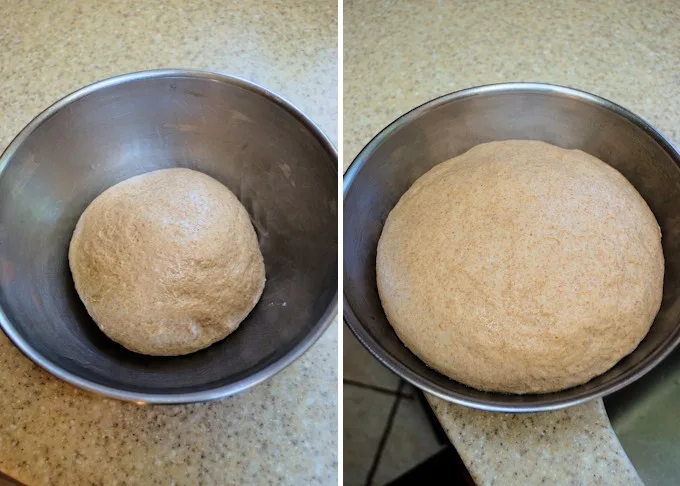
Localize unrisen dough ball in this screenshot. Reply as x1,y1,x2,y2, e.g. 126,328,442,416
69,168,265,356
377,140,664,394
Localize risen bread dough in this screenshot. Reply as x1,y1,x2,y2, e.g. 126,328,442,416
69,168,265,356
377,140,664,394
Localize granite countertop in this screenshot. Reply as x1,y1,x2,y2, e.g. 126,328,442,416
345,0,680,484
0,1,337,485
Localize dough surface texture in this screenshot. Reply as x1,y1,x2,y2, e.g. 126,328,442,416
69,168,265,356
376,140,664,393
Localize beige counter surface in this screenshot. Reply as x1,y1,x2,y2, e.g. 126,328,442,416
345,0,680,484
0,1,337,485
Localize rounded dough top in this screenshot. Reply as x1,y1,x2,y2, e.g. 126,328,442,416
69,168,265,356
376,140,664,394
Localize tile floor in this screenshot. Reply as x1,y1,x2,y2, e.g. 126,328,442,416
343,325,447,485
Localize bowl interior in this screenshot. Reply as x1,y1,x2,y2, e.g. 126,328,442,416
0,72,337,400
344,84,680,411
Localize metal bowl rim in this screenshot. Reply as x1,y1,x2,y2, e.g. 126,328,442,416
343,81,680,413
0,68,338,404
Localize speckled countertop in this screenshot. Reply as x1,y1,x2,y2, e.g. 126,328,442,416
427,397,640,485
0,1,337,485
345,0,680,484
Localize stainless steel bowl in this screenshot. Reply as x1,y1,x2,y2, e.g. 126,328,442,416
344,83,680,413
0,69,337,404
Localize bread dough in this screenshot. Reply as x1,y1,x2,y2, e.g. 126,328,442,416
69,168,265,356
377,140,664,394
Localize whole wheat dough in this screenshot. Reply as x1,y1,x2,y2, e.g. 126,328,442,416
376,140,664,394
69,168,265,356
